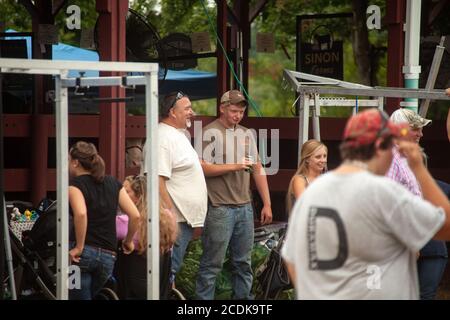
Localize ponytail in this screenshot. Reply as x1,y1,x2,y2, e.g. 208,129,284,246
90,154,105,182
69,141,105,182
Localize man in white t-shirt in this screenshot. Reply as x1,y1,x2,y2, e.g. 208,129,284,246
158,91,208,282
281,108,450,299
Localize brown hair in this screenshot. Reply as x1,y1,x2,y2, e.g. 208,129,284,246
160,91,189,119
286,139,327,214
69,141,105,182
339,136,393,161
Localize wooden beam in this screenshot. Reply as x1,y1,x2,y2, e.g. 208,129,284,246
249,0,268,23
227,4,240,27
428,0,450,25
18,0,38,19
386,0,405,114
52,0,68,16
217,0,229,113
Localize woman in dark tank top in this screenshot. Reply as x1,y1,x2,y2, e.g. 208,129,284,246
68,141,140,300
286,139,328,215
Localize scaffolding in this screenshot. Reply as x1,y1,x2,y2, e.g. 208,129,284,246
283,69,450,164
0,58,160,300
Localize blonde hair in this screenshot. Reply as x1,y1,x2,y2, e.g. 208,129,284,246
159,206,178,253
124,175,147,255
286,139,327,214
124,175,178,255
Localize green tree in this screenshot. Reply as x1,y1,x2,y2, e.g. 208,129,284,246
0,1,32,31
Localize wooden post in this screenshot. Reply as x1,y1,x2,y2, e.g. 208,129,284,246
96,0,127,181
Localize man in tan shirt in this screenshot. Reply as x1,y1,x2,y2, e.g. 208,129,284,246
195,90,272,299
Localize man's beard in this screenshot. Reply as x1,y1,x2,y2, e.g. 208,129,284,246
186,118,192,128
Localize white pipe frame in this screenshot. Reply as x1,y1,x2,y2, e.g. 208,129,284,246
0,58,159,300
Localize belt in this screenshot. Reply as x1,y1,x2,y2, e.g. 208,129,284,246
89,245,117,257
218,204,248,208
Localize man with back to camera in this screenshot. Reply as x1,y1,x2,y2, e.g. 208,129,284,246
282,108,450,299
387,108,447,300
195,90,272,300
158,91,208,284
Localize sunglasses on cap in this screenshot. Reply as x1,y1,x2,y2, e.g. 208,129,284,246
132,173,147,180
168,91,186,109
377,110,410,139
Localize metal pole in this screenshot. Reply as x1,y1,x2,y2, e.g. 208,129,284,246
313,94,321,141
0,69,5,300
419,36,445,117
146,71,159,300
298,93,309,164
295,85,450,100
55,72,69,300
402,0,422,112
2,196,17,300
378,97,384,111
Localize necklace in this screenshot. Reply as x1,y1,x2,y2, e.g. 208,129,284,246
343,160,368,170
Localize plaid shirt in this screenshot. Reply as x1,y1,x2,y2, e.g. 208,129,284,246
386,146,422,197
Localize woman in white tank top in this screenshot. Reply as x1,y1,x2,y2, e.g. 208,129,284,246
286,139,328,215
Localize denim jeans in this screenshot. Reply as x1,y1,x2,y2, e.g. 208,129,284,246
417,256,448,300
69,244,116,300
171,222,194,280
196,203,254,300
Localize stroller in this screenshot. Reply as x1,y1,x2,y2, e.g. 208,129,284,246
5,199,57,299
254,222,292,299
6,200,118,300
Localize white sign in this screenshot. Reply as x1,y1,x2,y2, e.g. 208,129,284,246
191,32,211,53
366,5,381,30
256,33,275,53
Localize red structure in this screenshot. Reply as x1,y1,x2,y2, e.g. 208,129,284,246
96,0,128,182
386,0,406,114
2,0,449,221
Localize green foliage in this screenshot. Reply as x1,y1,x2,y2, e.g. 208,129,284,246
4,0,447,119
56,0,99,45
0,1,31,31
159,0,216,38
175,239,293,300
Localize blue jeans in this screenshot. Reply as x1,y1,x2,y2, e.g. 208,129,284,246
417,256,448,300
171,222,194,280
69,244,116,300
196,203,254,300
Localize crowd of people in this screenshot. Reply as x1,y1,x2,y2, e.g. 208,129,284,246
65,88,450,300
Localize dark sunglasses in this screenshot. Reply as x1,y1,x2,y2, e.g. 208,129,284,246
168,91,186,109
132,173,147,181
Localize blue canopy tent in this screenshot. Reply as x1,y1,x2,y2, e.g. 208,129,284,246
3,30,217,100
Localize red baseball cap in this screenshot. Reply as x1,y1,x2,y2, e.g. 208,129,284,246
342,109,409,147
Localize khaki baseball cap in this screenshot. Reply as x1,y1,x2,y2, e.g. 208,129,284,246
390,108,432,129
220,90,248,106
